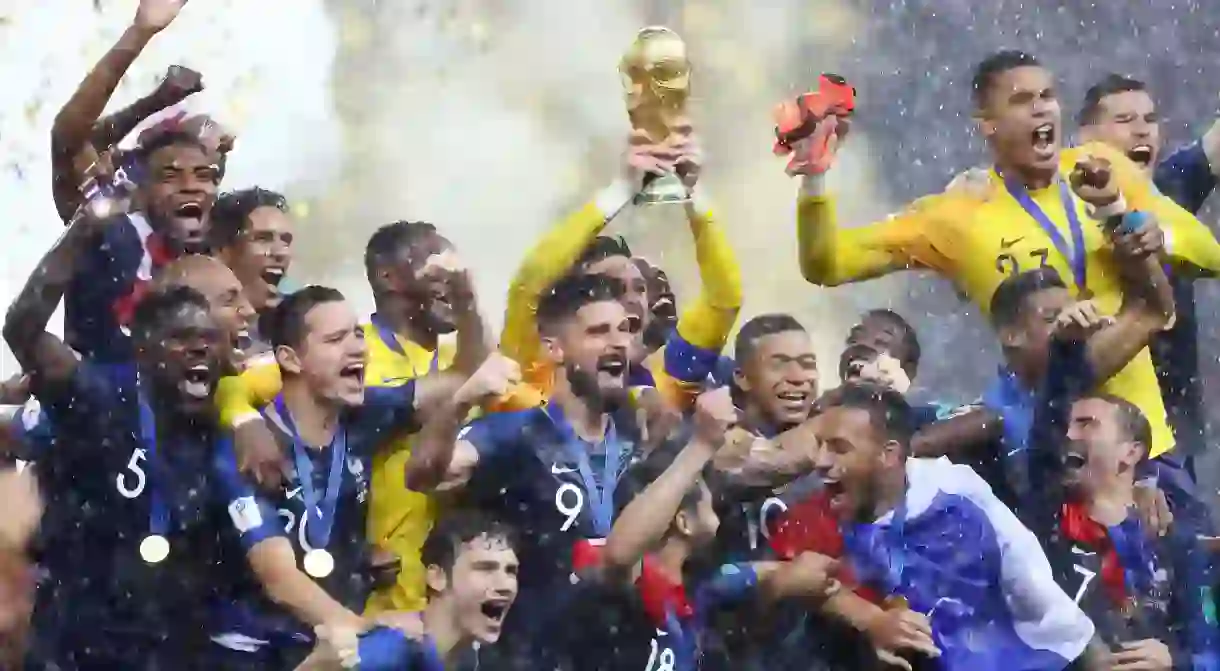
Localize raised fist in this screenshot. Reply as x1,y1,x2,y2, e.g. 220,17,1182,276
1069,155,1119,207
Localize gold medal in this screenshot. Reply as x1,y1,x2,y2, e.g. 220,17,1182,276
303,549,335,578
139,534,171,564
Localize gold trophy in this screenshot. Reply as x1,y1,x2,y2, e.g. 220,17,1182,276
620,26,692,205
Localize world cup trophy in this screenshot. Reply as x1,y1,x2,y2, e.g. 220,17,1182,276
620,26,692,205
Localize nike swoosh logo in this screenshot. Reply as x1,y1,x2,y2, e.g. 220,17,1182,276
1071,547,1095,556
1000,236,1025,248
551,464,577,475
285,486,302,499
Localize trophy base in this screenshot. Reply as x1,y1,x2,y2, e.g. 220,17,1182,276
635,172,690,205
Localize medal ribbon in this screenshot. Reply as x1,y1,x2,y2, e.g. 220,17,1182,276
136,387,170,539
545,403,622,536
275,395,348,550
1000,172,1089,294
370,312,440,372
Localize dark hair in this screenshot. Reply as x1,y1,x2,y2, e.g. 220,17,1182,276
861,309,921,375
613,434,711,519
735,314,806,364
537,273,625,331
130,285,211,343
363,220,440,284
989,267,1067,329
1078,74,1148,126
1078,393,1152,453
972,50,1042,109
421,511,519,575
577,236,633,270
131,131,210,179
262,285,346,349
817,382,914,449
207,187,290,249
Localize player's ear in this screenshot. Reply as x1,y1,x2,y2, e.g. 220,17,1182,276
541,335,564,365
425,563,449,593
973,108,997,139
731,366,751,394
673,509,694,539
274,344,303,375
996,324,1023,350
879,439,904,468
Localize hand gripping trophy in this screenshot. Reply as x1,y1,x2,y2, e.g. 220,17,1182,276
620,26,692,204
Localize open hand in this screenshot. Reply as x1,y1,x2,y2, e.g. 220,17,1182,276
134,0,188,34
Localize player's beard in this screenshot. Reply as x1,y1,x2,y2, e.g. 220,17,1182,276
565,362,624,413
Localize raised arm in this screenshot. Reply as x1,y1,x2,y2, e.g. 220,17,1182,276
601,388,734,575
713,419,818,494
3,211,112,386
1081,216,1175,382
405,354,519,492
50,0,190,222
499,135,669,384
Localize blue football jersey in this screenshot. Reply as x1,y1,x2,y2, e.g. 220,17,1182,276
211,383,417,655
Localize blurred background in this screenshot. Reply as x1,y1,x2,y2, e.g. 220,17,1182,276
3,0,1220,492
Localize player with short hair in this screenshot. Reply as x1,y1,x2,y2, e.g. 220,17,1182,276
5,205,231,668
208,285,509,668
786,51,1220,464
406,272,644,668
803,384,1096,670
303,512,520,670
499,131,741,412
209,187,295,318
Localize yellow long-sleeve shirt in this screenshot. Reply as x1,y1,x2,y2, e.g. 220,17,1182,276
497,185,742,411
796,142,1220,457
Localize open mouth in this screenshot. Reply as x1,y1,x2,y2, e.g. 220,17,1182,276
823,479,847,511
235,329,252,352
626,315,643,334
339,362,365,385
596,352,628,379
1031,123,1055,156
179,364,213,399
173,201,204,221
480,599,510,623
1062,452,1086,470
261,267,285,289
1127,144,1154,167
775,389,809,409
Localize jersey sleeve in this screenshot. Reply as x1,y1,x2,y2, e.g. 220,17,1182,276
212,434,285,551
676,207,742,353
1080,141,1220,275
501,201,612,391
955,463,1095,663
1154,141,1217,215
1166,526,1220,669
692,563,760,616
354,626,417,671
461,411,529,498
795,192,954,286
63,221,136,360
350,381,419,453
31,360,119,455
215,358,283,428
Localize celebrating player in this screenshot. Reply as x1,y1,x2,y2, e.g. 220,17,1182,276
301,512,519,671
5,205,230,667
785,52,1220,464
499,129,741,411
